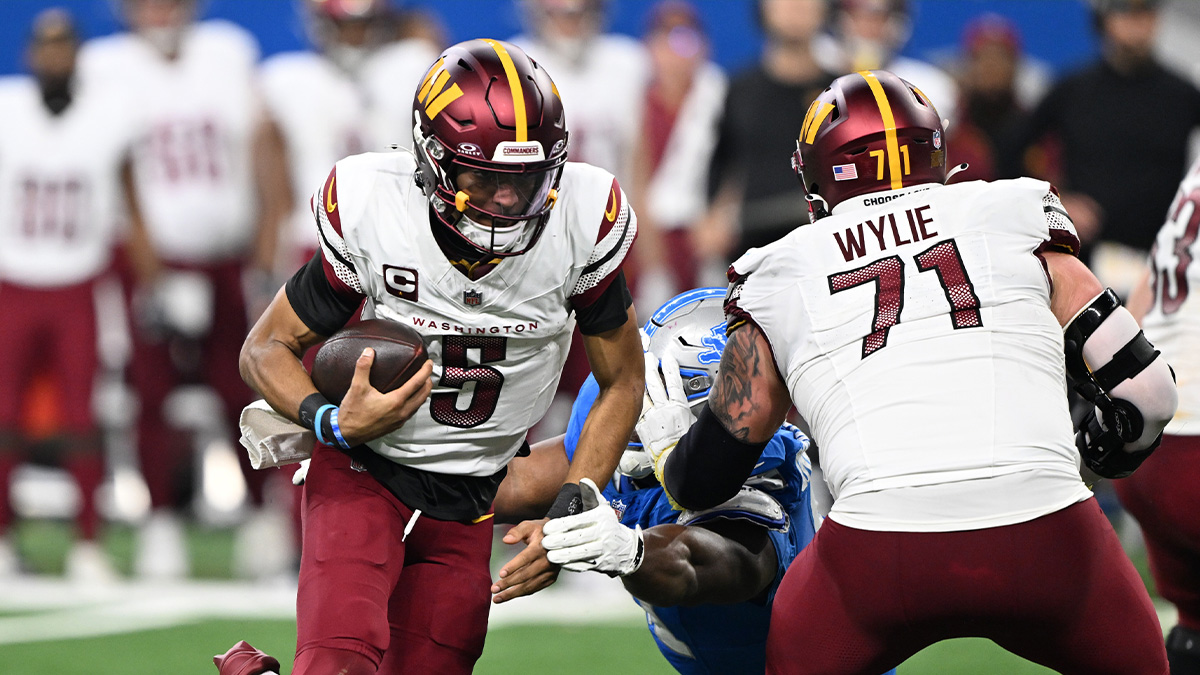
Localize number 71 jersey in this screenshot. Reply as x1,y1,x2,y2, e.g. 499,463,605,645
727,178,1092,531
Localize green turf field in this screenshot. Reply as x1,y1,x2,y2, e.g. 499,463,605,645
0,617,1066,674
0,519,1160,674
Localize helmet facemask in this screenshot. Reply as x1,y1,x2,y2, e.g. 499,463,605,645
411,40,569,258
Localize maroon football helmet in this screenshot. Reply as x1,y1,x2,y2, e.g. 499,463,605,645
793,70,946,221
412,39,569,256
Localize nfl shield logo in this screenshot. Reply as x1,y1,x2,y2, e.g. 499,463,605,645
933,130,942,149
463,289,483,306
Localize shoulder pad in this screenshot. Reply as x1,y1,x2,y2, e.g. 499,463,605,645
676,486,788,532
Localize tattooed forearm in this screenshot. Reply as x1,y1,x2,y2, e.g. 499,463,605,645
709,323,774,442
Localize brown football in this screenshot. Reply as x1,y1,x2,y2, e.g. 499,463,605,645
311,319,429,404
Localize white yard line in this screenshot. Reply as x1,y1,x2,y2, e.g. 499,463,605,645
0,575,1175,646
0,575,643,645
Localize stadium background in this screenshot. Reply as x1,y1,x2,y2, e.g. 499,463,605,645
0,1,1179,673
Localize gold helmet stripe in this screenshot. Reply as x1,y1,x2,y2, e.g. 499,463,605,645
859,70,903,190
799,100,820,144
804,102,835,145
482,39,528,142
417,58,444,102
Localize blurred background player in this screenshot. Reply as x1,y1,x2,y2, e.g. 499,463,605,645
699,0,834,264
493,288,841,675
1120,157,1200,675
78,0,291,580
629,2,727,312
512,0,648,184
1017,0,1200,296
813,0,958,123
945,13,1049,182
511,0,650,435
260,0,436,275
0,8,145,582
642,70,1178,673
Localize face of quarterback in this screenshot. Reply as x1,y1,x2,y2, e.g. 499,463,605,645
456,168,545,219
124,0,195,56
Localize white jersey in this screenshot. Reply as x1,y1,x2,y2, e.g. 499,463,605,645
728,179,1092,532
0,77,135,287
511,34,648,183
78,21,262,263
1142,157,1200,435
260,51,368,254
314,152,635,476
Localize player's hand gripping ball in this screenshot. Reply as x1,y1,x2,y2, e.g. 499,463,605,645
311,319,429,403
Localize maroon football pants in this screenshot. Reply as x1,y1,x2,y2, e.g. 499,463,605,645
0,280,105,539
1115,434,1200,633
123,258,260,508
293,443,493,674
767,498,1168,675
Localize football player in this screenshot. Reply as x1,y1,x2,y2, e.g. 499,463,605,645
1119,157,1200,675
78,0,291,579
261,0,440,272
224,40,643,675
639,70,1178,674
0,9,148,581
492,289,824,675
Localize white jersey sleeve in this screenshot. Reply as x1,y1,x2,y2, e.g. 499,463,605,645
1142,157,1200,435
566,168,637,307
310,163,367,299
727,179,1091,533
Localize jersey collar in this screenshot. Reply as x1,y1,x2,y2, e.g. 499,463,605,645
831,184,940,216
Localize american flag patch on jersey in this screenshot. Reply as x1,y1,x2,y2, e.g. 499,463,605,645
833,164,858,181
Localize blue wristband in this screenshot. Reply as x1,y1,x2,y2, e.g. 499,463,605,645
314,404,336,446
330,407,352,450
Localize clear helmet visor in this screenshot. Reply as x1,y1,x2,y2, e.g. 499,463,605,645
453,166,556,222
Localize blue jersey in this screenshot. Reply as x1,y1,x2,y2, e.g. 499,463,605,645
565,375,818,675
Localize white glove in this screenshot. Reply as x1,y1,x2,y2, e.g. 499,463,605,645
635,352,696,470
292,458,311,486
617,447,655,479
542,478,644,577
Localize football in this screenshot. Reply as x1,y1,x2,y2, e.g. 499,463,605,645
310,319,429,404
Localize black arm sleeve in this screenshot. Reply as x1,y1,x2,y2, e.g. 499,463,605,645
284,253,362,337
662,405,770,511
575,271,633,335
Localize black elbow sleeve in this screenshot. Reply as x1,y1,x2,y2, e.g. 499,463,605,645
662,406,770,510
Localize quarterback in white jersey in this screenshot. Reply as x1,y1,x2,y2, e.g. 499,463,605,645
1117,155,1200,671
231,40,643,675
637,71,1178,674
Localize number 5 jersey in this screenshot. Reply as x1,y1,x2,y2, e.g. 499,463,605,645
727,178,1093,533
308,151,635,477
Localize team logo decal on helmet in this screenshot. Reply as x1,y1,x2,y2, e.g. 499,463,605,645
792,70,946,221
412,39,569,256
645,288,730,406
